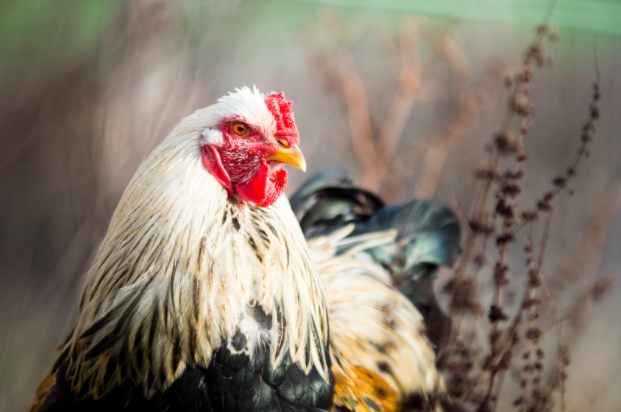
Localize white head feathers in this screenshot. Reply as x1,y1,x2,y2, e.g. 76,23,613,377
198,86,277,147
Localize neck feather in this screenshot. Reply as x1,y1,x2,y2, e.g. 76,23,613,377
59,116,329,399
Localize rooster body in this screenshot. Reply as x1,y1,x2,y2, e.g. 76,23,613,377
292,169,459,411
31,88,458,412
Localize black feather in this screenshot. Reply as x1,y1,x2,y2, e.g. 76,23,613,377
289,168,384,238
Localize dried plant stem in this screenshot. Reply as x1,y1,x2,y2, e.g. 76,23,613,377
537,213,552,268
514,59,600,235
448,190,496,268
481,54,600,408
336,53,378,175
523,228,566,412
413,33,471,198
443,23,566,411
363,17,422,189
492,369,506,412
520,286,537,412
562,179,621,322
319,14,466,196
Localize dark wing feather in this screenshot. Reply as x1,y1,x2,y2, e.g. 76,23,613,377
353,200,460,276
289,168,384,238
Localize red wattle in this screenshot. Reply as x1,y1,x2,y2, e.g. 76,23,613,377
202,146,233,196
236,161,288,208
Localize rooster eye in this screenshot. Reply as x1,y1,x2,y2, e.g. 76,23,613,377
231,123,249,137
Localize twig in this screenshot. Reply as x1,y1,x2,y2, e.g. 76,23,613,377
537,213,552,269
413,32,472,198
336,53,378,175
362,17,424,190
523,228,566,412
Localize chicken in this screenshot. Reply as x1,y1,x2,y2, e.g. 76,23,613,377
30,87,458,412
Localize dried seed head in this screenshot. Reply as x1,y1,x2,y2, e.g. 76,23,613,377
494,132,519,156
501,182,521,197
488,305,509,323
592,277,614,300
476,165,500,181
526,327,542,341
521,211,538,223
496,233,515,246
553,177,566,188
495,198,514,218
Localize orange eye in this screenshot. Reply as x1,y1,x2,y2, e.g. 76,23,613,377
232,122,249,137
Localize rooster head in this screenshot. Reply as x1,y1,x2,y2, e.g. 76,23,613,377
200,87,306,208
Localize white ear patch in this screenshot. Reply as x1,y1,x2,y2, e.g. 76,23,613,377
201,128,224,145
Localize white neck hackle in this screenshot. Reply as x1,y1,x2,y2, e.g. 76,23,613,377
60,89,330,399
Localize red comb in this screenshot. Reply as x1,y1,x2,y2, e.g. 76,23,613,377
264,92,299,143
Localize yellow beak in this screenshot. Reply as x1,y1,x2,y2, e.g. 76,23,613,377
266,145,307,172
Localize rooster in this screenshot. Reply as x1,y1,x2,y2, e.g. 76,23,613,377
30,87,458,412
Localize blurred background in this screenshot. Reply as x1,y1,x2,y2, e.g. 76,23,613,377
0,0,620,411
